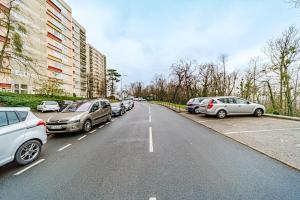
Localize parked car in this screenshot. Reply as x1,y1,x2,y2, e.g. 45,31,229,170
111,102,126,116
46,99,112,134
0,107,47,167
58,100,73,112
123,100,134,111
37,101,60,112
186,97,207,113
199,96,265,119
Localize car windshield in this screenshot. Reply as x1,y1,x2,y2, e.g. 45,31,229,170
45,101,57,105
63,102,92,112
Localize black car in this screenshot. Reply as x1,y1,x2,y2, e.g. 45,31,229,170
111,102,126,116
58,100,73,112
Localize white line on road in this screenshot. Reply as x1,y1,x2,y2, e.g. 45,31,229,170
149,197,157,200
149,105,151,115
149,115,152,123
296,144,300,147
57,144,72,151
106,122,111,125
14,159,45,176
98,125,104,129
112,119,115,122
89,129,97,134
77,135,87,141
149,126,153,153
224,127,300,135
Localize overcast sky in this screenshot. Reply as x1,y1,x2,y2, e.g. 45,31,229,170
68,0,299,84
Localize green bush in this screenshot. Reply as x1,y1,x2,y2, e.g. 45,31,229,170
0,91,83,110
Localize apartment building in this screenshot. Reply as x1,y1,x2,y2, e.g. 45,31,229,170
0,0,47,93
46,0,73,94
87,44,107,98
72,19,87,97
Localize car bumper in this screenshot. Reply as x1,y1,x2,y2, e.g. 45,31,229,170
46,122,82,133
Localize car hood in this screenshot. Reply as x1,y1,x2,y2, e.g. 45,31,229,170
47,112,86,122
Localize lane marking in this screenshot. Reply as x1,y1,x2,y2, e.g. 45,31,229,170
149,115,152,123
89,129,97,134
112,119,115,122
106,122,111,125
98,125,104,129
149,105,151,114
57,144,72,151
149,126,153,153
224,127,300,135
149,197,156,200
14,159,45,176
77,135,87,141
296,144,300,147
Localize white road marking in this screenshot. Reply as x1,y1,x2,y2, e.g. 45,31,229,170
149,126,153,153
149,197,156,200
77,135,87,141
224,127,300,135
89,129,97,134
112,119,115,122
106,122,111,125
98,125,104,129
149,115,152,123
149,105,151,114
296,144,300,147
57,144,72,151
14,159,45,176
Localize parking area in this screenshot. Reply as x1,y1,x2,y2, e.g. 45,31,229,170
180,112,300,170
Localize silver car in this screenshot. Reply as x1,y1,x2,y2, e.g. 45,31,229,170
46,99,112,134
199,96,265,119
0,107,47,167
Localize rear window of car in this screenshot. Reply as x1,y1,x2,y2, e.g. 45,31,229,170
6,111,20,125
0,112,8,127
218,98,235,104
17,111,28,121
46,101,58,105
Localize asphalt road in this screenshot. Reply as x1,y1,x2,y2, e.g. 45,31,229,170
0,102,299,200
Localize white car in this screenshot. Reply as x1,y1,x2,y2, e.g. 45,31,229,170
0,107,47,167
37,101,60,112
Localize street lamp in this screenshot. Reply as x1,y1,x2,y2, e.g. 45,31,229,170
120,74,127,100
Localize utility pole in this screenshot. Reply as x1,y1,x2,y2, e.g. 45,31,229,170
120,74,127,100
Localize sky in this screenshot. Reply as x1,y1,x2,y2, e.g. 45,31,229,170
68,0,299,85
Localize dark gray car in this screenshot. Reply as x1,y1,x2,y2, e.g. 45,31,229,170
46,99,112,133
186,97,207,114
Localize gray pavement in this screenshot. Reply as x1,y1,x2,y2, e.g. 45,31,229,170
0,102,299,200
180,112,300,170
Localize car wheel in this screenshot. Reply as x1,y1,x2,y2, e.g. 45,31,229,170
254,108,263,117
217,110,227,119
15,140,42,165
107,114,112,122
83,120,92,133
194,107,201,114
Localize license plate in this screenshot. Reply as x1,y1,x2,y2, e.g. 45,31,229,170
49,125,62,129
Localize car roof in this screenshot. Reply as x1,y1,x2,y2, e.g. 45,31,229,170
0,107,31,111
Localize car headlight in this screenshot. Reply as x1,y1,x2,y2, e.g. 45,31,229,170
69,119,80,124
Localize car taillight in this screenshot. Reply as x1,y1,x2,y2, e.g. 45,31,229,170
37,120,46,126
207,100,214,109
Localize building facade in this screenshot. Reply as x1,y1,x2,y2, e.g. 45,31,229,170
0,0,47,94
72,18,87,97
87,44,107,98
46,0,73,94
0,0,107,97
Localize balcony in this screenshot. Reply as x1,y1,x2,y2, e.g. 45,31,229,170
0,67,11,74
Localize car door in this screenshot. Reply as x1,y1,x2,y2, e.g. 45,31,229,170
90,101,102,125
100,101,110,122
0,111,26,166
235,98,256,114
218,98,238,114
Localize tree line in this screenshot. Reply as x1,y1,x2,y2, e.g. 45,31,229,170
128,25,300,117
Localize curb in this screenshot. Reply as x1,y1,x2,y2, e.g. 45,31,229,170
153,103,300,171
264,114,300,122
